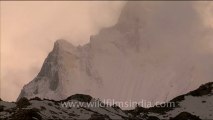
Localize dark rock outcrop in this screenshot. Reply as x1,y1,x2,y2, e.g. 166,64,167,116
170,112,201,120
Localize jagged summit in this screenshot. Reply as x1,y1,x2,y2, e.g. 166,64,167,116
53,39,76,52
54,39,69,44
17,39,79,101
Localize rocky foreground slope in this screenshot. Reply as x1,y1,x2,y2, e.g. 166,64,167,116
1,82,212,120
128,82,213,120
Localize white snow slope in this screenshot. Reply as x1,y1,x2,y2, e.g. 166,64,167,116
146,82,213,119
18,2,213,108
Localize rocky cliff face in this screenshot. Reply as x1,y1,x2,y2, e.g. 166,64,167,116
18,1,213,107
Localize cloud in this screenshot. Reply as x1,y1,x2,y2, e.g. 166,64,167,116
89,1,213,102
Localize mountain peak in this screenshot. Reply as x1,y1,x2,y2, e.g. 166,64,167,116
54,39,70,45
53,39,75,52
17,39,78,101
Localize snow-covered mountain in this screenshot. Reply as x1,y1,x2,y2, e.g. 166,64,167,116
18,1,213,106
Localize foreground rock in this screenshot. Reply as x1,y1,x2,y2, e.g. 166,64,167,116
128,82,213,119
1,82,213,119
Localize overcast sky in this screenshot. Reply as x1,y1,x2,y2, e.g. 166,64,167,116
0,1,126,101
